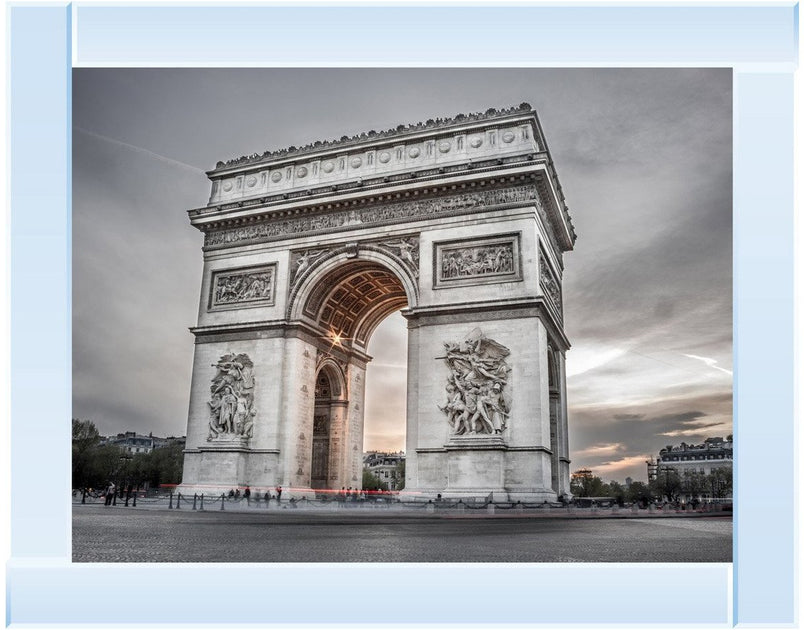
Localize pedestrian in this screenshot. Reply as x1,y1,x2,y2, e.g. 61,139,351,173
244,485,251,505
264,491,271,507
235,488,241,499
105,481,115,506
275,485,282,502
229,488,235,498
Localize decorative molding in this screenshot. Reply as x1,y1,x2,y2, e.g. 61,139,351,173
209,264,276,310
204,183,541,250
434,233,521,288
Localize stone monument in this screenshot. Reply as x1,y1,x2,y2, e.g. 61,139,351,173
179,103,575,502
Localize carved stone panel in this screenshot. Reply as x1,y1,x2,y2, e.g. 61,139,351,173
209,264,276,310
539,254,562,318
207,353,256,442
438,328,512,437
434,233,521,288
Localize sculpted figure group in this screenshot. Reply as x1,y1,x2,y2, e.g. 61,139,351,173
441,244,514,280
208,353,256,441
439,328,512,436
214,271,273,305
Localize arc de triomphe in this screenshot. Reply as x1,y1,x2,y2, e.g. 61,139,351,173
179,104,576,502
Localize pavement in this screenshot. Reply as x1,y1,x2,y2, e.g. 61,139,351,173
72,502,732,563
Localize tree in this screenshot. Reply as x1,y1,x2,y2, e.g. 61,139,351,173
394,459,406,491
625,481,653,505
651,469,682,502
570,473,607,498
362,470,386,491
605,481,626,505
681,470,707,499
707,467,732,498
72,419,101,488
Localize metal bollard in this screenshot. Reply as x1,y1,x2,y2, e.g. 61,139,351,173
168,493,173,509
112,492,117,506
125,494,130,507
220,493,225,510
176,493,181,509
200,494,204,511
192,494,197,510
133,493,137,507
81,488,86,504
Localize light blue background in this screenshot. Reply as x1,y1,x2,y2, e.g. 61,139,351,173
7,3,797,626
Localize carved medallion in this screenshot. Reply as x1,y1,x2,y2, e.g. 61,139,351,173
378,152,391,163
207,353,256,441
438,328,511,436
322,161,335,173
271,171,282,182
209,264,276,309
408,146,420,158
350,157,362,169
296,167,308,178
502,131,516,143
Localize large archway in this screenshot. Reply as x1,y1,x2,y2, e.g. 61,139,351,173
293,252,413,491
180,105,575,502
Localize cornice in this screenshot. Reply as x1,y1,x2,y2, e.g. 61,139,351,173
209,103,536,174
190,151,545,221
193,164,576,254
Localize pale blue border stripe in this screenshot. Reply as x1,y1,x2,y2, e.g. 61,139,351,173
7,3,799,626
733,72,795,625
9,5,71,560
6,562,730,625
74,5,797,65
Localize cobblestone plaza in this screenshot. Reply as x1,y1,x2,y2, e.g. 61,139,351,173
73,504,732,563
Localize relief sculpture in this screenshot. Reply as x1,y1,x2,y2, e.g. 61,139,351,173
211,267,274,307
441,243,514,280
539,257,562,317
207,353,256,441
438,328,512,436
205,184,542,249
377,236,420,277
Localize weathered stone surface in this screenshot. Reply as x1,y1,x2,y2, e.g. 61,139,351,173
179,107,574,502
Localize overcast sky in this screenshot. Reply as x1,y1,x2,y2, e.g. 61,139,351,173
73,68,732,482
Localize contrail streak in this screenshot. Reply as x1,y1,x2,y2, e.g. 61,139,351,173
682,353,733,376
74,126,207,175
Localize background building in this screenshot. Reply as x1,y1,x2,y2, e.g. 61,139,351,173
102,431,186,455
654,436,733,477
363,451,405,490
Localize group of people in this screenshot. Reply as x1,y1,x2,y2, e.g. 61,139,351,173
228,485,282,503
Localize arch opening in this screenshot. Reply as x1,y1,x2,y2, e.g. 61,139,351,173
302,258,410,492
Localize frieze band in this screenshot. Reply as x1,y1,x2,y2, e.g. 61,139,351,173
204,183,542,250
